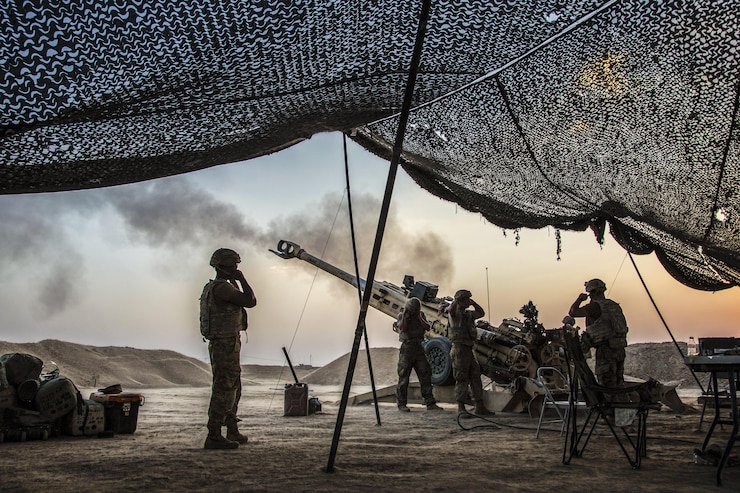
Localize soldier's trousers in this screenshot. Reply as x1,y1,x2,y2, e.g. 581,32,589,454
207,335,242,429
396,340,436,406
450,343,483,403
594,345,625,387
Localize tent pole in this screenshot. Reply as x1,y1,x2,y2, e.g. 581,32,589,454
343,132,382,426
628,252,705,392
324,0,432,473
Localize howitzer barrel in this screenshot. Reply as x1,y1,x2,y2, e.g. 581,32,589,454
272,239,562,389
271,240,365,290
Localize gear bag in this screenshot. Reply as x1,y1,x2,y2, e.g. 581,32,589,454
199,281,216,340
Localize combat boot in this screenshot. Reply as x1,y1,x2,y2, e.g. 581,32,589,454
474,400,494,416
226,425,249,444
204,431,239,450
457,401,467,413
426,403,443,411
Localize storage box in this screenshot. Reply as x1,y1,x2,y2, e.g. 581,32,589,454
284,383,308,416
63,399,105,436
90,392,144,434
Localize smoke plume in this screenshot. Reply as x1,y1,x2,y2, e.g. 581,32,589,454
0,177,452,317
264,192,454,286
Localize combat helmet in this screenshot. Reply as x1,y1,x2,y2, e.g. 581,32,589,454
405,297,421,313
209,248,241,267
584,278,607,293
454,289,472,300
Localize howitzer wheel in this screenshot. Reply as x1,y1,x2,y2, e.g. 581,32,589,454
424,337,454,386
539,343,565,368
507,345,532,373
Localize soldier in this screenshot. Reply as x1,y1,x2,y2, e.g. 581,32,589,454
393,297,443,412
568,278,628,387
199,248,257,449
444,289,493,416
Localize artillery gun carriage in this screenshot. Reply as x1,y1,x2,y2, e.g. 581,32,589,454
271,240,571,411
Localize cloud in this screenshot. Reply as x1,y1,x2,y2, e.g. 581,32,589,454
265,192,454,286
102,178,263,248
0,177,453,318
0,193,92,318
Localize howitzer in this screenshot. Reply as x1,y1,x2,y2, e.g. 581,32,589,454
270,240,569,395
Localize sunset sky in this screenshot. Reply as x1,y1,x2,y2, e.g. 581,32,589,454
1,132,737,367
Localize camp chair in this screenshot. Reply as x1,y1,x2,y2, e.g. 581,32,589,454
561,332,662,469
534,366,587,438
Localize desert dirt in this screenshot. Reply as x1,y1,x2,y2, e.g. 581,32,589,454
1,342,739,492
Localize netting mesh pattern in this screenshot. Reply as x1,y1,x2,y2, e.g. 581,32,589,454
1,1,739,290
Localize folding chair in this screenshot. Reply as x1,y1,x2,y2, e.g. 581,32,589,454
561,332,662,469
534,366,587,438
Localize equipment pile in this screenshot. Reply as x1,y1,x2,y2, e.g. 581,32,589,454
0,353,143,442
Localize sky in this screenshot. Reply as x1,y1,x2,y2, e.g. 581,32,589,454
0,131,738,367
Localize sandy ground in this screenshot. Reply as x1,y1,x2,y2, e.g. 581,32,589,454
1,370,738,493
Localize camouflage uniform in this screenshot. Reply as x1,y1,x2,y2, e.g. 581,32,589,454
395,309,436,408
200,279,247,433
447,307,483,403
581,299,628,387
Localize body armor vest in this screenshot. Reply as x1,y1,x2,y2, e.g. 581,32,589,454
199,279,246,340
447,310,476,346
398,312,427,342
585,299,628,348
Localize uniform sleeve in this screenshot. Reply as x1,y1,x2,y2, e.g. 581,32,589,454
583,301,601,319
212,281,239,302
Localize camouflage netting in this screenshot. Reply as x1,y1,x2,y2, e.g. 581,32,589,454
1,1,739,290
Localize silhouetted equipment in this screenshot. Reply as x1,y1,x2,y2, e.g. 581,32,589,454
685,352,740,486
1,351,144,442
694,338,740,431
272,239,571,412
562,330,662,469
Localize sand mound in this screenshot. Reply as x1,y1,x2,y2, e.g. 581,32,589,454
0,339,701,390
0,339,213,388
625,341,698,386
303,348,400,386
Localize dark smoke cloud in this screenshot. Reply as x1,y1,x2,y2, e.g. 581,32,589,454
0,193,93,318
265,192,454,287
0,177,453,317
102,178,264,247
38,260,83,317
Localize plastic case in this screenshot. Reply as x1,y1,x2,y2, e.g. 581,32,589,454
90,392,144,434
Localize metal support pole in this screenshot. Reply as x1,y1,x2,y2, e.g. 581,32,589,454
343,133,382,426
324,0,432,473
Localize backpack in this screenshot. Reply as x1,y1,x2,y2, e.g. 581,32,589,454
199,281,216,340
